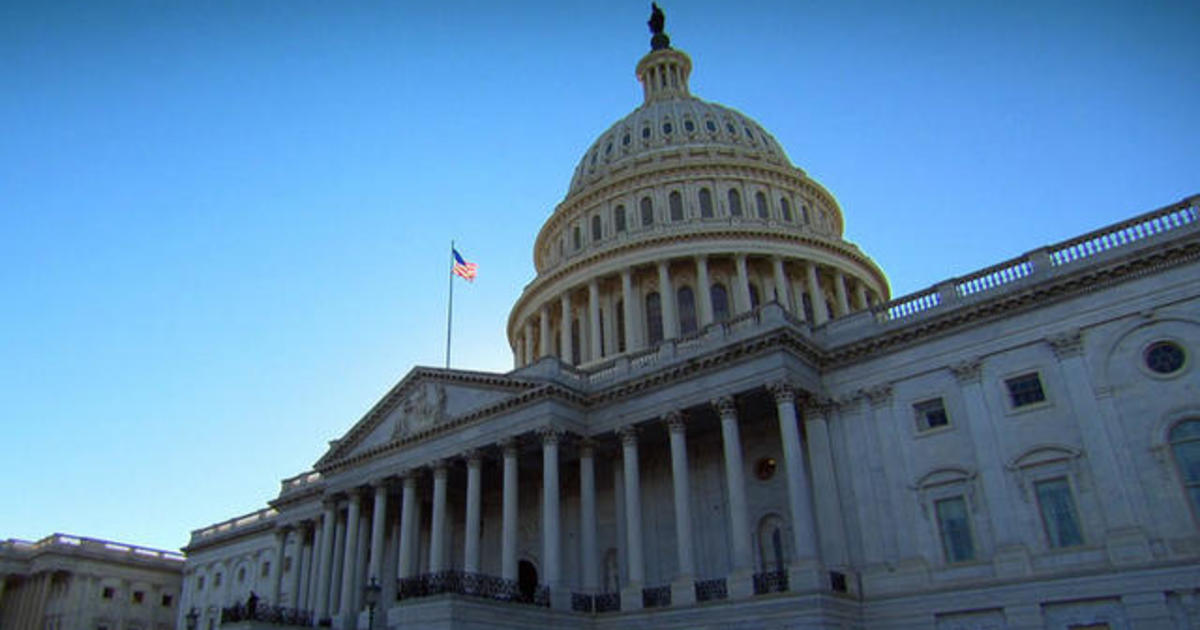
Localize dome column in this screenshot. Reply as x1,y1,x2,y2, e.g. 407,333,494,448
560,292,574,364
539,305,551,359
772,256,792,313
523,321,535,365
854,280,869,310
588,280,602,362
657,261,678,340
621,268,642,352
805,262,830,325
833,268,851,317
695,255,713,327
734,254,752,314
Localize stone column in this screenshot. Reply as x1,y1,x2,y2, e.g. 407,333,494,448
695,255,713,326
619,426,645,610
832,268,850,317
314,500,336,620
621,267,641,351
602,293,618,356
560,292,573,364
665,412,696,605
289,525,306,608
501,439,519,581
272,527,289,604
539,305,551,359
790,277,808,323
328,507,346,613
578,440,599,593
397,473,417,579
339,492,363,616
1047,331,1149,563
306,523,322,611
657,260,678,340
588,280,602,362
772,257,792,313
464,450,483,574
805,262,829,325
769,383,821,588
734,254,752,314
514,338,523,369
367,482,388,584
427,462,448,572
854,280,869,311
714,396,753,598
540,428,565,608
952,359,1030,577
523,322,535,366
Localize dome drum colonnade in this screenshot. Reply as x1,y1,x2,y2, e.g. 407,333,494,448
508,44,888,369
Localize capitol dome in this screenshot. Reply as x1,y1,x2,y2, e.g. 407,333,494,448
507,32,889,368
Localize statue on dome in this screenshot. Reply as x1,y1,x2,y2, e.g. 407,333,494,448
648,3,670,50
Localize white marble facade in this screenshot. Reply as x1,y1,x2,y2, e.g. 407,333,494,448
179,23,1200,630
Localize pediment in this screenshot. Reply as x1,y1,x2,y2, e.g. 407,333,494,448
315,367,535,468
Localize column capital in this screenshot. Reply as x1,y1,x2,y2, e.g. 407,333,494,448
431,459,448,477
663,410,686,433
462,448,483,465
617,425,639,446
499,437,520,457
801,396,837,418
577,437,597,458
861,383,893,407
711,395,737,418
950,358,984,384
767,381,795,404
400,470,418,486
1046,329,1084,360
537,426,566,445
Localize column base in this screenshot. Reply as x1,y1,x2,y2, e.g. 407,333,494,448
670,576,696,607
726,569,755,600
620,583,644,611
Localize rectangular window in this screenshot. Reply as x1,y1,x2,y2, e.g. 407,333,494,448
913,398,949,431
1035,477,1083,548
935,496,975,563
213,573,222,587
161,594,173,607
101,587,115,599
572,225,581,250
132,591,144,604
261,561,270,578
1005,372,1046,407
196,576,204,591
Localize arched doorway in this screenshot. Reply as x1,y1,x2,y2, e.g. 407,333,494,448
518,559,538,602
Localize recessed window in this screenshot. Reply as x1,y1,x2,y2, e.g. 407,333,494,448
755,457,777,480
214,573,222,587
1169,419,1200,518
161,594,173,607
196,576,205,591
640,197,654,226
102,587,115,600
1005,373,1046,408
705,120,717,133
614,205,626,232
132,591,144,604
261,561,271,578
642,125,651,139
935,496,975,563
678,286,697,335
622,133,631,146
668,191,683,221
1035,477,1083,548
1145,341,1185,374
755,191,768,218
237,567,245,583
591,215,602,241
728,189,742,216
662,121,673,135
573,225,582,250
645,292,663,345
914,398,949,431
711,283,730,322
604,141,612,155
780,197,793,221
726,122,736,134
698,188,714,218
684,119,695,132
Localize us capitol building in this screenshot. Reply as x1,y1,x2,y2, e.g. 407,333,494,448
179,10,1200,630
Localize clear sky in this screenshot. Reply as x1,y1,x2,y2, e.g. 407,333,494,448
1,1,1197,553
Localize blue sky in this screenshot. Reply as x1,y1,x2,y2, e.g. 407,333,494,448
1,1,1197,552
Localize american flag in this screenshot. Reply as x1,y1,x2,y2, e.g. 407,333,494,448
451,248,478,282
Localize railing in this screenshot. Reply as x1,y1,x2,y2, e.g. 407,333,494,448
279,471,322,495
191,507,277,542
876,287,940,322
571,592,593,612
220,604,315,626
396,571,548,607
642,584,671,608
752,570,788,595
1049,202,1197,266
955,258,1033,298
593,592,620,613
694,577,728,602
2,534,184,564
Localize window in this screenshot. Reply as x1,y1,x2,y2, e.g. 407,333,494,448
677,286,697,335
1145,341,1186,374
622,133,630,146
801,203,810,224
1035,477,1083,548
132,591,144,605
698,188,714,218
705,120,716,133
662,120,673,135
728,189,742,216
749,284,761,309
196,576,204,591
213,573,222,587
755,457,777,481
801,293,814,322
102,587,115,599
684,119,695,132
1170,419,1200,518
591,215,602,241
780,197,792,221
572,225,581,251
642,124,651,139
1005,373,1046,407
755,191,768,218
237,567,245,583
935,496,976,563
614,205,626,233
283,556,292,572
570,318,581,366
261,561,271,578
640,197,654,226
161,594,173,607
669,191,683,221
914,398,949,431
711,283,730,322
645,292,663,345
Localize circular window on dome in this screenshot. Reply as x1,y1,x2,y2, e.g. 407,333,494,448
755,457,777,481
662,121,673,135
726,122,736,135
684,119,695,132
642,125,651,139
605,141,612,155
623,133,631,146
1144,341,1186,375
705,120,717,133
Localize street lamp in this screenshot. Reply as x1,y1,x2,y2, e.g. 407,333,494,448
363,577,381,630
185,607,199,630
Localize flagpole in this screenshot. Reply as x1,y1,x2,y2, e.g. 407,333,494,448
445,240,454,369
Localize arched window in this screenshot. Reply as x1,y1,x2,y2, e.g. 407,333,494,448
801,203,810,224
711,283,730,322
614,205,626,233
645,292,663,345
616,300,626,353
677,286,697,334
757,514,789,573
755,191,769,218
1171,419,1200,518
572,226,581,251
749,284,761,309
801,293,814,323
640,197,654,226
602,549,620,592
699,188,714,218
780,197,792,222
591,215,602,241
728,189,743,216
669,191,684,221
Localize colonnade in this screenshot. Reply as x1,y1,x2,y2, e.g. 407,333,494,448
271,383,834,617
512,254,881,368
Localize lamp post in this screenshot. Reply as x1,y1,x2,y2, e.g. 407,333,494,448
363,577,381,630
185,607,199,630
